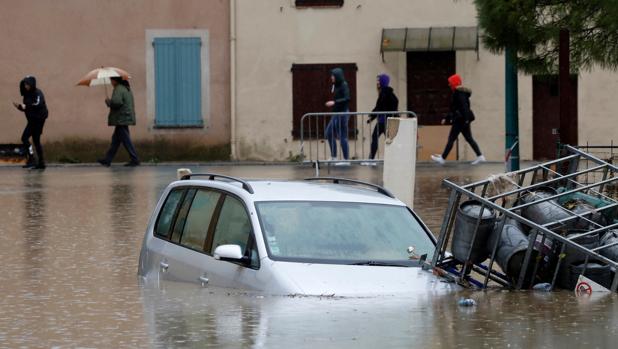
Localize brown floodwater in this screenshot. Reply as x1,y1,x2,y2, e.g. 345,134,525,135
0,163,616,348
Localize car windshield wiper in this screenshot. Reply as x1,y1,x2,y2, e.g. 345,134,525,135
348,261,411,267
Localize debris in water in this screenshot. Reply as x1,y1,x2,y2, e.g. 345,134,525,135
458,298,476,307
532,283,552,292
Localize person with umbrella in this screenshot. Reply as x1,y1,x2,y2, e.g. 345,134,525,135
97,77,140,166
13,75,48,169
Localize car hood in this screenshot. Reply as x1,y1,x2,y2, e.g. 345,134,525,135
265,261,459,296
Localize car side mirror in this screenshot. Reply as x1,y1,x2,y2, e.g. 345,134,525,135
214,244,244,261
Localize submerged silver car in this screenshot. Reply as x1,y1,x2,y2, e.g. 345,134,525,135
138,173,455,296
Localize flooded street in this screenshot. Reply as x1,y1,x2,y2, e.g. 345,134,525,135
0,164,616,348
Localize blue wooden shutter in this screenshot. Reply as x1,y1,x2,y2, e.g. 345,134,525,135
154,37,202,127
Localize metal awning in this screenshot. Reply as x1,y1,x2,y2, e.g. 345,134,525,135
381,26,479,53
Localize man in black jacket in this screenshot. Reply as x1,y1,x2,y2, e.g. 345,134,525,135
365,74,398,162
431,74,485,165
13,76,48,169
325,67,351,165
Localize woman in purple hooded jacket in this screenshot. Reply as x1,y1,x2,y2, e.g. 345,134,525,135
366,74,398,161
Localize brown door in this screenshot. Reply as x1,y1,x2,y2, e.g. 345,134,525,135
533,75,577,160
291,63,357,139
407,51,455,125
407,52,456,160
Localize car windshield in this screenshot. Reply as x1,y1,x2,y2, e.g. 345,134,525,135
255,201,434,264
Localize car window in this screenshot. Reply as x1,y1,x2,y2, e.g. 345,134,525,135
256,201,435,263
170,189,197,243
211,196,253,257
154,189,184,239
180,189,221,251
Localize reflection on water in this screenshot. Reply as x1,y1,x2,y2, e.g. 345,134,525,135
141,284,618,349
21,172,47,280
0,164,616,348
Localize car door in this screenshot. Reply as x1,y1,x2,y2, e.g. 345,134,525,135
143,187,187,280
160,188,221,284
201,194,261,290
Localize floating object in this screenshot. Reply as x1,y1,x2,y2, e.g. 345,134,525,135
452,200,496,263
487,218,529,279
532,282,552,292
457,298,476,307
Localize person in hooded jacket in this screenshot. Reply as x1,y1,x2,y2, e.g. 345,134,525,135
365,73,398,163
13,76,48,169
325,68,351,165
98,77,140,167
431,74,485,165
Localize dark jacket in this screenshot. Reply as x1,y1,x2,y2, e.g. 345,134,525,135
107,84,136,126
330,68,350,113
370,86,399,123
447,86,475,124
18,76,48,121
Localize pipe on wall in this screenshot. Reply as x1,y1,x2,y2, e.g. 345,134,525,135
230,0,238,160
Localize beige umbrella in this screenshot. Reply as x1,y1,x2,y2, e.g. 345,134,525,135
76,66,130,97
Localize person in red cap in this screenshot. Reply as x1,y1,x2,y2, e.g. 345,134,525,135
431,74,485,165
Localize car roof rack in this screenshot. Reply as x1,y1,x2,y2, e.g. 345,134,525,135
180,172,254,194
304,177,395,198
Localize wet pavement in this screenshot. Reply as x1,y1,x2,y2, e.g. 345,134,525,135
0,163,616,348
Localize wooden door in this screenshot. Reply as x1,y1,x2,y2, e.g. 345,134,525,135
533,75,577,160
407,51,455,125
291,63,357,139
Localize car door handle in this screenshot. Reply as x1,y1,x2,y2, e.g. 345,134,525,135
199,276,209,285
160,261,169,272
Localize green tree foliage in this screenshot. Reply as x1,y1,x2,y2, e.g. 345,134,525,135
475,0,618,74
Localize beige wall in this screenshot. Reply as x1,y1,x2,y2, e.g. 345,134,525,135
233,0,495,161
0,0,229,146
234,0,618,162
579,70,618,146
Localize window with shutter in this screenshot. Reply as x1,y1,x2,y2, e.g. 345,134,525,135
154,37,203,127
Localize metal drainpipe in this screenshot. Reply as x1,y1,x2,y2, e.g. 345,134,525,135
230,0,238,160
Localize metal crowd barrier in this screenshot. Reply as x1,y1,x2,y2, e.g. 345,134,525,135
560,143,618,190
431,145,618,292
298,111,417,167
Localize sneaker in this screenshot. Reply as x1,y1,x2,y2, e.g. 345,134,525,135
22,162,36,169
431,154,445,165
124,161,140,167
97,159,111,167
32,163,46,170
334,161,351,166
330,157,337,162
471,155,486,165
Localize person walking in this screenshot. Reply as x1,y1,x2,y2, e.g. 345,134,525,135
431,74,485,165
325,68,350,165
98,77,140,167
13,76,48,169
363,73,398,165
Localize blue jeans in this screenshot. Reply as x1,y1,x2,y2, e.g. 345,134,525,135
104,125,140,163
325,113,349,159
